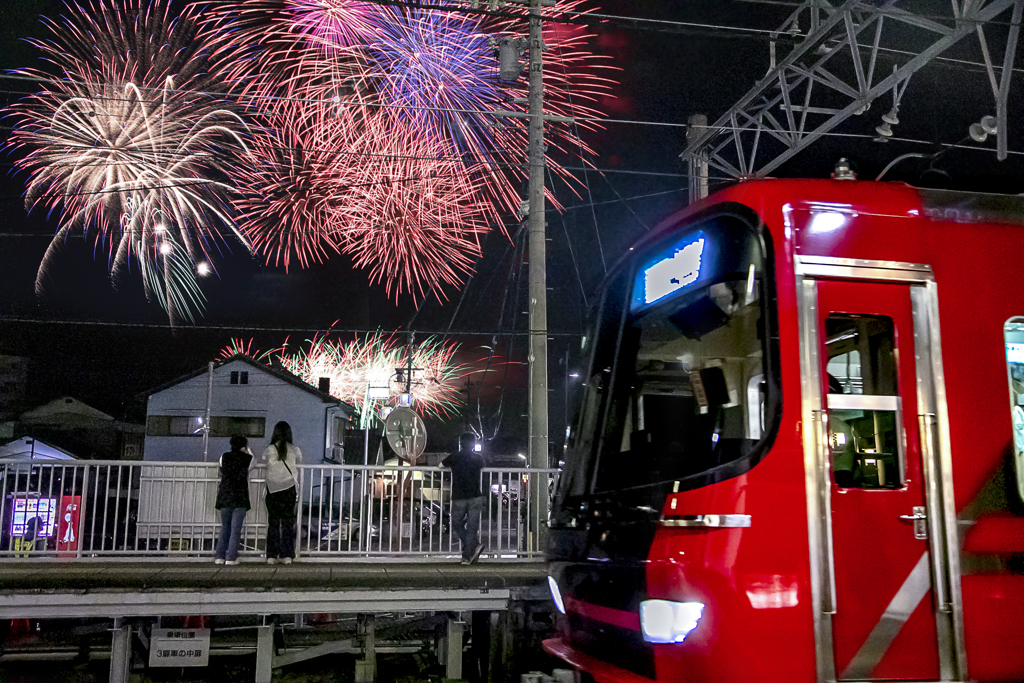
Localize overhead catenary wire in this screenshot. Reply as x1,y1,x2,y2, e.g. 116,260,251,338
3,81,1020,160
0,315,584,337
337,0,1024,38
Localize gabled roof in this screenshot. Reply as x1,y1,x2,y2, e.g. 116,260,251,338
21,396,114,426
144,354,355,414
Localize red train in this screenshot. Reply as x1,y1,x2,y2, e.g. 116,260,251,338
544,178,1024,682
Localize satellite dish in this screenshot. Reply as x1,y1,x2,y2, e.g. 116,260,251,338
384,407,427,464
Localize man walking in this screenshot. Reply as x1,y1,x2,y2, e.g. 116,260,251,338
443,432,486,565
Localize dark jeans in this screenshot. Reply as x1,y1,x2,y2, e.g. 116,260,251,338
265,486,297,559
451,496,483,559
215,507,247,561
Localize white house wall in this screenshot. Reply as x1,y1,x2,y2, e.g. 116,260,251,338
144,360,334,465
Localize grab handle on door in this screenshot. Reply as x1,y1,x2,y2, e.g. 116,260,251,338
899,506,928,540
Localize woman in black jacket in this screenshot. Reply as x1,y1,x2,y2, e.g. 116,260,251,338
214,435,255,565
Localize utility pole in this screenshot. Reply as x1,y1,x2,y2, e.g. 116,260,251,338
202,361,213,462
527,0,549,541
405,331,414,396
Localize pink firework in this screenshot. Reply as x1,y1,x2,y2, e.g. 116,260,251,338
285,0,380,52
219,338,277,362
486,0,619,194
227,99,364,271
194,0,617,300
278,332,465,420
336,123,489,301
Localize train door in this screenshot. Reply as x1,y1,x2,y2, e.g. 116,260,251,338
797,258,965,683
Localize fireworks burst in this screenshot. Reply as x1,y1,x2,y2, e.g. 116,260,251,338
337,125,489,300
285,0,381,53
195,0,616,298
279,332,465,420
227,100,361,271
5,0,251,325
219,338,277,362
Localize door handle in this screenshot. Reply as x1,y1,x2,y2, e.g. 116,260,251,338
899,506,928,539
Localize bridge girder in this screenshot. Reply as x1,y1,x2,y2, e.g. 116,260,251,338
682,0,1022,183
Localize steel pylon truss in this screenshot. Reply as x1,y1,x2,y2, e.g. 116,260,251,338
682,0,1022,181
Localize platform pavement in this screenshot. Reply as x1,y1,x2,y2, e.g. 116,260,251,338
0,560,549,618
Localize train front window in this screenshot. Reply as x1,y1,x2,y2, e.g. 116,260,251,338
594,217,776,495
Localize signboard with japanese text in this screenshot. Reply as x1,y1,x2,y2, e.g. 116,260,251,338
56,495,81,556
149,628,210,667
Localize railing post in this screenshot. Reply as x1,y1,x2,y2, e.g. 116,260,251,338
76,465,89,560
294,466,305,560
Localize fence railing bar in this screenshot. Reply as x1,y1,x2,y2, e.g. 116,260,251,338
0,462,557,561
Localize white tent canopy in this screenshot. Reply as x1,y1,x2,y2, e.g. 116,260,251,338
0,436,77,461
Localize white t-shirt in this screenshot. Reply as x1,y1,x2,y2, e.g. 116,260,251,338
262,442,302,493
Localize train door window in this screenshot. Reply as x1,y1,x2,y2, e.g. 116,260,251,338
1003,318,1024,502
825,315,903,489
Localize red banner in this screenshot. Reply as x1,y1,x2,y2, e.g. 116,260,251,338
57,495,81,556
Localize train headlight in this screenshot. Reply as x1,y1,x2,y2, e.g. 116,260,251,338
548,576,566,615
639,600,704,643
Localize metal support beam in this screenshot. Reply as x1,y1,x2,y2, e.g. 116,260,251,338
273,638,355,669
995,0,1022,159
0,587,512,619
109,619,131,683
682,0,1019,178
255,624,274,683
446,616,464,680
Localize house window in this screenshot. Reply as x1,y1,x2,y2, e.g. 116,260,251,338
230,371,249,385
147,415,265,438
209,416,265,438
147,415,204,437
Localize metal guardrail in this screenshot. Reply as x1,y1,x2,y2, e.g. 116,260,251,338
0,461,557,561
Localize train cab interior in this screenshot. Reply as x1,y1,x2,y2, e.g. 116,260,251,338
588,218,775,501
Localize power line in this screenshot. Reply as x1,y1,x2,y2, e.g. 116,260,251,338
0,315,583,337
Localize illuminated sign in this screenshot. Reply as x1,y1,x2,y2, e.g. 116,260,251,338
632,231,707,310
11,498,57,537
1008,343,1024,365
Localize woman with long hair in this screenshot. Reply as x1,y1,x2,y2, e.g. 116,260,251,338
262,421,301,564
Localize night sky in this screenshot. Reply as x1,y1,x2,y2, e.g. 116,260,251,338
0,0,1021,454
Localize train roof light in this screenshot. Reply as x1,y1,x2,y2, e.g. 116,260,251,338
808,211,847,234
640,600,704,643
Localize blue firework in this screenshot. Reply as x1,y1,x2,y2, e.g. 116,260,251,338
365,7,505,160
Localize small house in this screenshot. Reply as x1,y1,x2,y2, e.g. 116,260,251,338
144,355,355,464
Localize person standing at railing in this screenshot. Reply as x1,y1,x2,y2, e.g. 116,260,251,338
263,421,302,564
443,432,485,565
214,435,256,566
